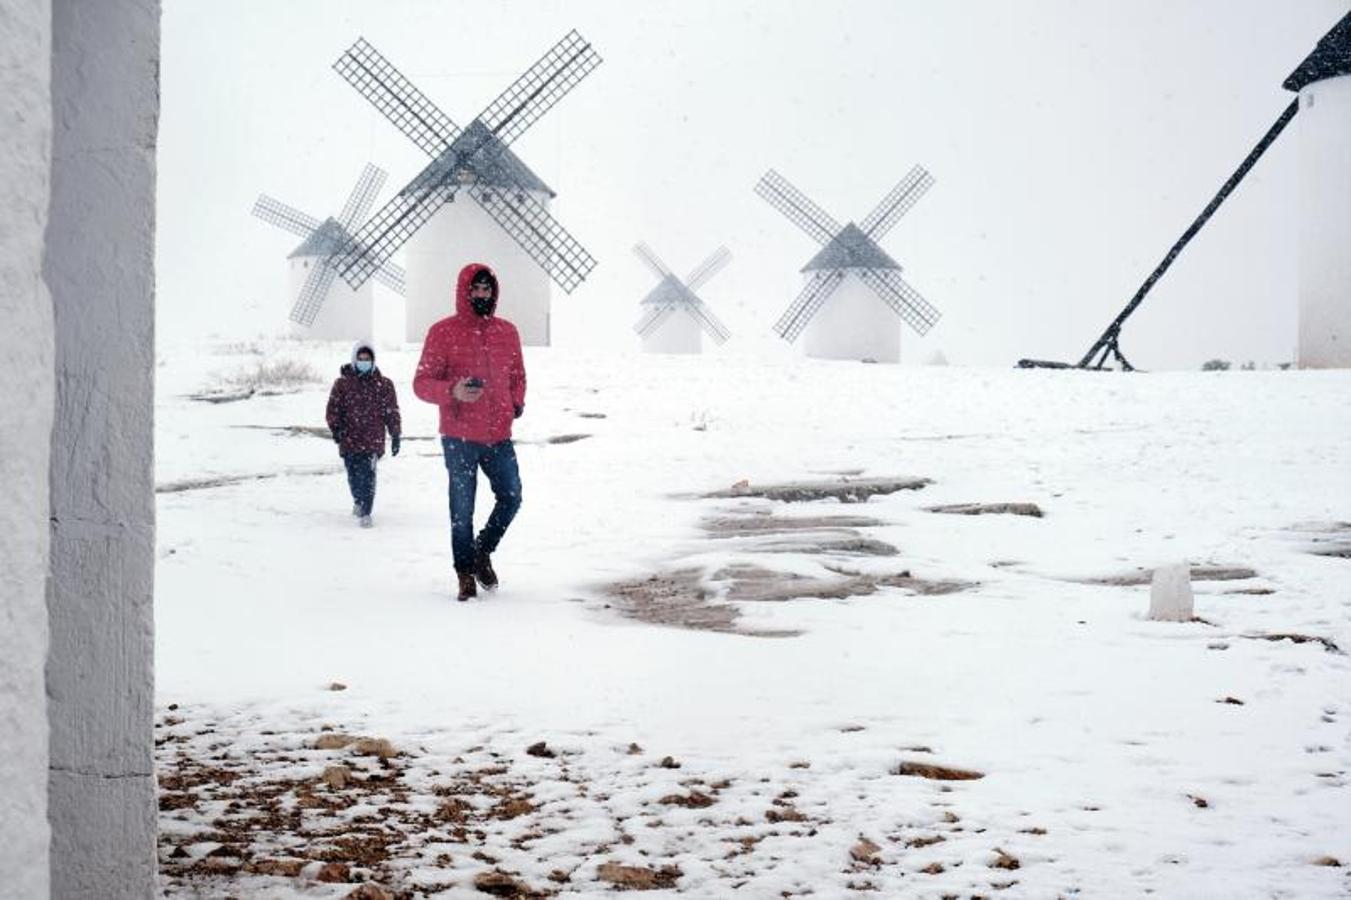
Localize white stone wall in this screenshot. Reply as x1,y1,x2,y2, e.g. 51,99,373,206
1297,73,1351,368
802,272,903,364
641,307,703,354
0,2,54,896
45,0,161,895
405,192,553,345
287,258,375,342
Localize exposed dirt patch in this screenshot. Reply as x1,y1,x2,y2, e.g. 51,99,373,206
751,533,900,557
928,502,1044,518
596,861,682,890
703,513,886,535
1243,632,1343,654
715,564,972,603
893,761,985,781
157,466,333,494
701,476,930,503
606,570,799,638
1075,565,1259,587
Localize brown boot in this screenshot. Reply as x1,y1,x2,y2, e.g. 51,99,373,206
474,549,498,591
456,572,476,602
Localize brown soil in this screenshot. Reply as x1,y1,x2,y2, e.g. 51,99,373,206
1076,565,1259,587
928,502,1044,518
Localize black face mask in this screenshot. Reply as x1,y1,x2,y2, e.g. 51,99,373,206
470,295,494,316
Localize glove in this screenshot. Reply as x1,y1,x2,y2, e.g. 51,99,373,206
513,404,524,420
332,429,344,444
391,436,401,456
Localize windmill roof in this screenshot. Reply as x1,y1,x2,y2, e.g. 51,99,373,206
1284,12,1351,92
288,217,355,259
402,120,555,198
801,223,902,272
640,277,690,306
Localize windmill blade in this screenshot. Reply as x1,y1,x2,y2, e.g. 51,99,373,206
634,301,679,338
774,270,844,342
289,259,340,327
333,37,462,158
755,170,842,246
632,242,672,280
373,260,406,295
475,30,602,150
857,268,941,336
684,245,732,293
683,295,731,344
336,163,388,230
468,179,597,293
332,166,454,289
860,165,935,240
252,195,321,239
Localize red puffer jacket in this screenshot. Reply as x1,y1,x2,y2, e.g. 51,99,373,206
326,344,402,456
413,263,526,444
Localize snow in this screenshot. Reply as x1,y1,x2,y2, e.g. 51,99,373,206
155,340,1351,897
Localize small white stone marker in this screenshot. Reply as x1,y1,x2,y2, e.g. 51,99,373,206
1149,563,1195,622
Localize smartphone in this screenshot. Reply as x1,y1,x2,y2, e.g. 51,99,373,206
465,377,484,389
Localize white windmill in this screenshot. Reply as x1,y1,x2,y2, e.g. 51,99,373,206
251,163,406,341
632,243,732,354
329,33,601,345
755,166,939,364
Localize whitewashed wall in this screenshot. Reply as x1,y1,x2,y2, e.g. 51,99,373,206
802,272,903,364
0,1,55,896
45,0,161,895
287,257,374,342
404,193,553,345
1297,73,1351,368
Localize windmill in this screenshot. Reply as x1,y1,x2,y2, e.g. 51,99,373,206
251,163,406,340
1017,11,1351,370
329,32,601,344
632,243,732,354
755,165,939,363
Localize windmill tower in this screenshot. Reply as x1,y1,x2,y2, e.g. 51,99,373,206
251,163,406,341
329,33,601,345
633,243,732,353
755,166,940,363
1288,12,1351,368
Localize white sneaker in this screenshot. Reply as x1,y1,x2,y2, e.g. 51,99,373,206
352,503,361,517
358,515,373,528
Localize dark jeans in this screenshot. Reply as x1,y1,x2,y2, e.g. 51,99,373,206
343,452,377,516
441,437,522,573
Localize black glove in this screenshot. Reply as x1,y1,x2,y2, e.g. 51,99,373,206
513,404,524,420
391,436,401,456
332,429,343,444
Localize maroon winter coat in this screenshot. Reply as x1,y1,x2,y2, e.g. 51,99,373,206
413,263,526,444
326,344,401,456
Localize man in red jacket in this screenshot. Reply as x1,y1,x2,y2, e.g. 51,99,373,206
413,263,526,601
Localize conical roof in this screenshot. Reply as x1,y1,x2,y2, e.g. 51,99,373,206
801,222,902,272
288,217,355,259
1284,12,1351,92
401,119,555,198
640,276,689,306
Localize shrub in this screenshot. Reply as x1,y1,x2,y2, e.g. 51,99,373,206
1201,358,1231,371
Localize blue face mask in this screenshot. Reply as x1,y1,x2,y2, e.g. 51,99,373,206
355,359,374,374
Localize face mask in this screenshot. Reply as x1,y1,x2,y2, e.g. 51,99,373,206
355,359,374,373
470,295,494,317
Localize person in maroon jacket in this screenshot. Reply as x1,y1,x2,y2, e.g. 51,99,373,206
326,341,402,528
413,263,526,601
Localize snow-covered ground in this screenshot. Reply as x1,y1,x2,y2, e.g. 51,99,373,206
155,339,1351,898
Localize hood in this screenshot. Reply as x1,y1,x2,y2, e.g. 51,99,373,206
344,340,376,376
455,262,499,318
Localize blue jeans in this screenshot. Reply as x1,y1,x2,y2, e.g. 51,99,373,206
441,437,522,573
343,452,377,516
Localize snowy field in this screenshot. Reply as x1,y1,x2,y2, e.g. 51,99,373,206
154,339,1351,898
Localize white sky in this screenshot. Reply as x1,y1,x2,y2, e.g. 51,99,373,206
156,0,1347,368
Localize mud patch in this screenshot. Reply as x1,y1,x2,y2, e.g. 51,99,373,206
928,502,1044,518
701,476,930,504
1075,565,1259,587
1243,632,1343,654
157,465,333,494
606,570,798,638
703,513,886,536
714,564,972,603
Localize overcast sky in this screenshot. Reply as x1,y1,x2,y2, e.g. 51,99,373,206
156,0,1347,368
